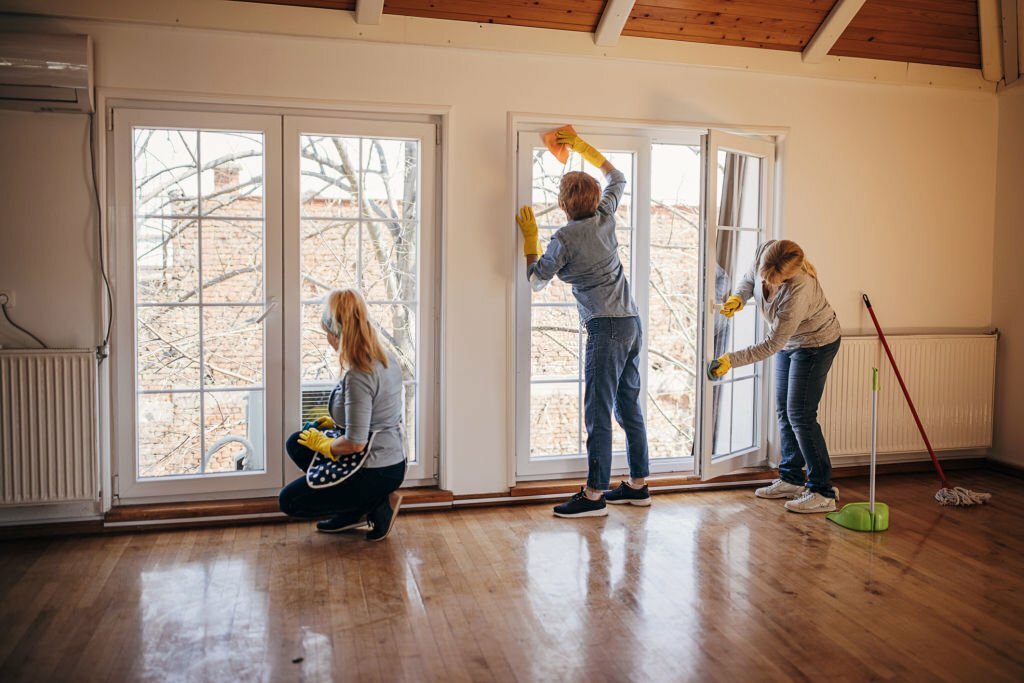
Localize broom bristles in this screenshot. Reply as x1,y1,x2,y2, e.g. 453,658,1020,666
935,486,992,506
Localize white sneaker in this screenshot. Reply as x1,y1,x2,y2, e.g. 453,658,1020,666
784,490,837,514
755,479,805,499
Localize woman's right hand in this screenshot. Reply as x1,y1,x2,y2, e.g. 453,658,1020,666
720,295,744,318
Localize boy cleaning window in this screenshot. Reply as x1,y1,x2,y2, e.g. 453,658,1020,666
516,130,651,518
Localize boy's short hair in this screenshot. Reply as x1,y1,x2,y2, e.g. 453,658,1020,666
559,172,601,221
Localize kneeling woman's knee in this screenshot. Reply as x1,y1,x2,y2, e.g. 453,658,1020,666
286,430,303,454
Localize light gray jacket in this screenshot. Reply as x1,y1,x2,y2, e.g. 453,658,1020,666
527,168,638,323
328,350,407,468
729,241,841,367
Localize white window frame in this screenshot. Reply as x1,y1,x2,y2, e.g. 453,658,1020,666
110,103,443,503
111,108,285,501
283,115,439,484
513,121,777,483
699,130,776,480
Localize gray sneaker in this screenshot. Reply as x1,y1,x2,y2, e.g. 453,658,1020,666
784,490,838,514
754,479,805,499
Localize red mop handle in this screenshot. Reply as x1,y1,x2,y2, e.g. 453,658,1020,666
862,294,951,488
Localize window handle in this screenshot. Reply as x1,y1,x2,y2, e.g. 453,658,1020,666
252,298,278,324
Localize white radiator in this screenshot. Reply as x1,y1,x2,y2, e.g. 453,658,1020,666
819,335,996,457
0,350,99,505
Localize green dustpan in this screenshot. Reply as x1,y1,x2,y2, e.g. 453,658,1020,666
828,368,889,533
827,502,889,532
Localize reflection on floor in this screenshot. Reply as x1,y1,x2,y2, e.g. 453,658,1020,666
1,471,1023,682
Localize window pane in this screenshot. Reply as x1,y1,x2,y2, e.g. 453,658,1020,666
361,138,419,221
648,144,700,460
403,382,417,464
531,306,580,380
136,219,198,304
299,135,360,218
369,303,416,382
201,220,263,303
134,128,198,216
530,382,581,457
731,378,757,453
203,390,264,473
361,221,417,302
531,148,568,227
137,392,201,478
716,150,761,230
301,220,358,300
136,306,200,390
199,131,264,218
203,306,264,388
301,303,336,383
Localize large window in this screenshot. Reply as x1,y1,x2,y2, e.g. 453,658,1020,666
294,131,424,471
515,127,774,480
114,108,438,501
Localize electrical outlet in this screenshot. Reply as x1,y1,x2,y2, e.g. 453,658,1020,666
0,290,13,307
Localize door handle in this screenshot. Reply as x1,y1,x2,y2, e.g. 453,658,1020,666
251,298,278,324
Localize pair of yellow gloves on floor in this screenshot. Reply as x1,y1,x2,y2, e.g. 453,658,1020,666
516,130,606,257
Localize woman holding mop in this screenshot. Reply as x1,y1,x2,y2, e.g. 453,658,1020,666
708,240,842,513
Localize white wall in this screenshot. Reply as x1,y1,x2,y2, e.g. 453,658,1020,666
0,11,1000,496
0,112,100,350
992,82,1024,468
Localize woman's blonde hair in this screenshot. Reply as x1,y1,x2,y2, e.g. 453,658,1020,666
320,288,388,374
759,239,818,284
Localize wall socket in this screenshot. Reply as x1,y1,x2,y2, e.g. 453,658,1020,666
0,290,13,307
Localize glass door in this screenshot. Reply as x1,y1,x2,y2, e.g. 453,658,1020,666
283,116,438,483
113,109,284,500
699,130,775,479
515,132,645,478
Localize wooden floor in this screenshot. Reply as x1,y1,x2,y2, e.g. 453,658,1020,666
2,471,1023,682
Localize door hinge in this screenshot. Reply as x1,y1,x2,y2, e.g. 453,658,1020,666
435,125,441,146
106,107,114,132
112,474,119,497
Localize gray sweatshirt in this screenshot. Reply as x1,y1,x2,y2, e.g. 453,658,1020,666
328,350,407,468
729,241,841,367
527,168,639,323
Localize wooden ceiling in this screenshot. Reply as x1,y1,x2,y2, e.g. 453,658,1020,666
242,1,982,69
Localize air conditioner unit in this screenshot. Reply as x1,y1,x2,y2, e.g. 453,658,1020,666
0,33,93,113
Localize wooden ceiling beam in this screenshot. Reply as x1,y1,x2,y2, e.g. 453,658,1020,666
977,0,1003,81
594,0,637,47
355,0,384,25
802,0,867,64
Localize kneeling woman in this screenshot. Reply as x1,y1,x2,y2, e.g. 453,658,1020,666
279,288,406,540
709,240,842,513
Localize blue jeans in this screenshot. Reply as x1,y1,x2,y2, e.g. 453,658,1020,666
584,316,650,490
278,432,406,519
775,338,841,498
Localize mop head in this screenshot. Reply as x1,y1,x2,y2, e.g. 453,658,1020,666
935,486,992,506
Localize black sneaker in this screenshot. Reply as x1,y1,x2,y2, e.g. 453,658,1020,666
553,488,608,518
316,513,369,533
604,482,651,506
366,493,403,542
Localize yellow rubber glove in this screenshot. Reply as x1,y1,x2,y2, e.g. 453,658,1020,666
298,428,336,460
314,415,335,430
556,130,607,169
720,295,744,318
517,205,542,257
706,354,732,380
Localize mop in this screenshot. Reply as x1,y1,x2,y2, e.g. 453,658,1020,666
862,294,991,506
827,368,889,531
